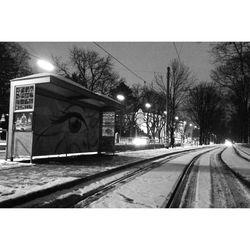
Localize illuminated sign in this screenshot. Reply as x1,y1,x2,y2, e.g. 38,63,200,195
102,112,115,137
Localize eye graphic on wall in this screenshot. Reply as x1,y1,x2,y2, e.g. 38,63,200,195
68,117,82,133
51,111,88,133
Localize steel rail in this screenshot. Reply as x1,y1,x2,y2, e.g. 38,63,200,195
0,146,214,208
40,150,199,208
163,147,219,208
232,145,250,162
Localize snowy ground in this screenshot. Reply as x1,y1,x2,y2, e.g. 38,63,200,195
234,143,250,161
80,147,216,208
221,144,250,182
2,144,249,208
84,145,250,208
0,146,203,203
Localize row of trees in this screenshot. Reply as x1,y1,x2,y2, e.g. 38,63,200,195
211,42,250,143
108,59,225,146
2,42,244,145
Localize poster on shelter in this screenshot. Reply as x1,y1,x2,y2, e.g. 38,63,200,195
14,112,33,131
33,94,100,156
102,112,115,136
15,85,34,110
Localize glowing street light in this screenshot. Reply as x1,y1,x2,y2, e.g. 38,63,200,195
37,59,55,72
0,114,5,122
183,121,187,125
145,103,151,109
189,123,193,127
116,94,125,102
175,116,179,120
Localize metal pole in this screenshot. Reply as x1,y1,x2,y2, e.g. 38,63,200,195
166,66,170,146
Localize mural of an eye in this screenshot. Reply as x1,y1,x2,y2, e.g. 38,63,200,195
33,97,100,156
68,117,82,133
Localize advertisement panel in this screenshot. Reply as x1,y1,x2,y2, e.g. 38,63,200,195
101,112,115,152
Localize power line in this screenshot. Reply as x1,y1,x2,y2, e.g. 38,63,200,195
93,42,148,84
173,42,181,62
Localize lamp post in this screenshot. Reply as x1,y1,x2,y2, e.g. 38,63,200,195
116,94,125,142
145,102,153,143
166,66,170,146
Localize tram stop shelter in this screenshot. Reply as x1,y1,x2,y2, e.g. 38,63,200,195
6,73,123,161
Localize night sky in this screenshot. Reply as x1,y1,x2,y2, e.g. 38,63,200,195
21,42,213,86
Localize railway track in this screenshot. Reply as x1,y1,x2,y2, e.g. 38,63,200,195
2,146,214,208
163,147,219,208
232,144,250,162
163,146,250,208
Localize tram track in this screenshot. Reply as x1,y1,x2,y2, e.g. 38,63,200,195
163,146,250,208
163,147,218,208
21,147,214,208
2,146,214,208
232,145,250,162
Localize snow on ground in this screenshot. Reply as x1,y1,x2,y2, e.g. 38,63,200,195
79,147,215,208
192,150,214,208
221,145,250,182
235,144,250,160
0,146,207,203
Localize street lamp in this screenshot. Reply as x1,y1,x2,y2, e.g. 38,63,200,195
0,114,5,123
116,94,125,142
145,103,151,109
175,116,179,121
37,59,55,72
117,94,125,102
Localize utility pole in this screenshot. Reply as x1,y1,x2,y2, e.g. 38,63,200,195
166,66,170,146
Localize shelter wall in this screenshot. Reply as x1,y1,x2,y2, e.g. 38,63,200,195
33,94,100,156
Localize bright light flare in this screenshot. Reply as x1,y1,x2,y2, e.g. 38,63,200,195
225,139,232,147
37,59,55,72
133,137,148,146
117,94,125,101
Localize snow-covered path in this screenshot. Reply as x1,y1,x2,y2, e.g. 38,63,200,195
82,147,215,208
221,145,250,182
0,146,203,203
83,145,250,208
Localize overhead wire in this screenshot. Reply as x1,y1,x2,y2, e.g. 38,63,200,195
173,42,181,62
93,42,148,84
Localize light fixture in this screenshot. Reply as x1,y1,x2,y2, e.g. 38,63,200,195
37,59,55,72
0,114,5,122
145,103,151,109
117,94,125,101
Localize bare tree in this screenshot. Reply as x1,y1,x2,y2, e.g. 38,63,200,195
141,85,166,141
154,59,194,146
211,42,250,142
0,42,32,118
186,82,223,145
53,47,123,95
